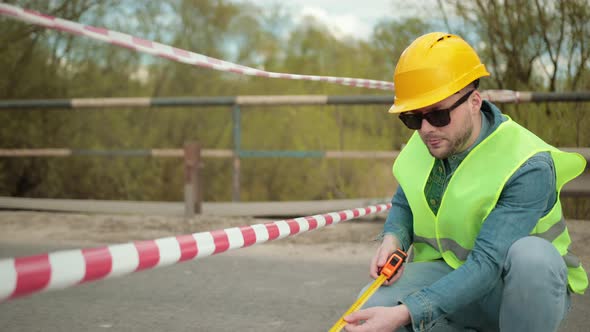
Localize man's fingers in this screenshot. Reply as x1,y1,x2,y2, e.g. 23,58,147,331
369,252,379,279
343,323,368,332
382,265,405,286
343,309,374,332
369,247,386,279
370,245,397,279
344,309,370,323
377,247,389,266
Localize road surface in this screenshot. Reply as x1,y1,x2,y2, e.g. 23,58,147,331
0,242,589,332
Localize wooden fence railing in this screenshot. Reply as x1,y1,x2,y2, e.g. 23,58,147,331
1,93,589,216
0,146,588,218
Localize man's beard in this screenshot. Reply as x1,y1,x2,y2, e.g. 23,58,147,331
445,125,473,159
424,124,473,159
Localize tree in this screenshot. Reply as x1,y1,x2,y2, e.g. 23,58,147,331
439,0,590,91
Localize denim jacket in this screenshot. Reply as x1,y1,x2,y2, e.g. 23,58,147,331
383,100,557,331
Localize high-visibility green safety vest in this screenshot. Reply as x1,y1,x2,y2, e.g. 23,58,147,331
393,118,588,294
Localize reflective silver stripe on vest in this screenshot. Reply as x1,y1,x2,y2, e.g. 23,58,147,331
415,230,581,269
531,218,582,268
534,218,566,242
564,252,581,268
563,243,582,268
440,238,470,260
414,235,470,261
413,235,438,251
414,218,569,263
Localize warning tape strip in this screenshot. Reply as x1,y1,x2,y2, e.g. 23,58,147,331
0,202,391,302
0,3,394,91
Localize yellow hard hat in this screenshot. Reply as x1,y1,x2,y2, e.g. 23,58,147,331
389,32,490,113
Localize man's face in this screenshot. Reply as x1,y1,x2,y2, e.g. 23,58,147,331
409,88,480,159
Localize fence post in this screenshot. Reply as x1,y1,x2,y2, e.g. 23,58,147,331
184,142,202,218
232,104,241,202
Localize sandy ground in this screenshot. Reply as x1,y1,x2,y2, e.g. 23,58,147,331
1,211,589,266
0,211,387,263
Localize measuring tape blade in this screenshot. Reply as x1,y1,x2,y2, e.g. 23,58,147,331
328,249,407,332
328,274,387,332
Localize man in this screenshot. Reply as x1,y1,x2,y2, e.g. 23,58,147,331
343,32,587,332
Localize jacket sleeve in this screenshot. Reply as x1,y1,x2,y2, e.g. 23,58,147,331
382,186,414,251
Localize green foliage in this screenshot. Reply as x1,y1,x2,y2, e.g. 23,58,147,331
0,0,588,218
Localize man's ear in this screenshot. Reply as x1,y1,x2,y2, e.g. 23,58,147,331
470,90,483,113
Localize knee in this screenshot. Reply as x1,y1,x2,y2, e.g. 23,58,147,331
505,237,567,282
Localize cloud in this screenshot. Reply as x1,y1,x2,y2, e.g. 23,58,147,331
239,0,441,41
239,0,386,41
298,6,372,40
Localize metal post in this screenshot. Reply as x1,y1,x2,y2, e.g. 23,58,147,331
184,142,202,218
232,104,241,202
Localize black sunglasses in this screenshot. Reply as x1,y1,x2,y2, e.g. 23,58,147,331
398,89,475,130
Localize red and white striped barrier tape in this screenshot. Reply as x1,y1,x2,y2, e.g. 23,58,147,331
0,3,394,91
0,202,391,302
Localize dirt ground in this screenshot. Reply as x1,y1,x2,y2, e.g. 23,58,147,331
0,211,387,263
1,211,590,266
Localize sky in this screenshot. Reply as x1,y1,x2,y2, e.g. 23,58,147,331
239,0,437,41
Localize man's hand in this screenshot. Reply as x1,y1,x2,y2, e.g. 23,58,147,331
343,305,411,332
370,235,404,286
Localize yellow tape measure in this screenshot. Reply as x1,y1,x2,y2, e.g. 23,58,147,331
328,249,407,332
